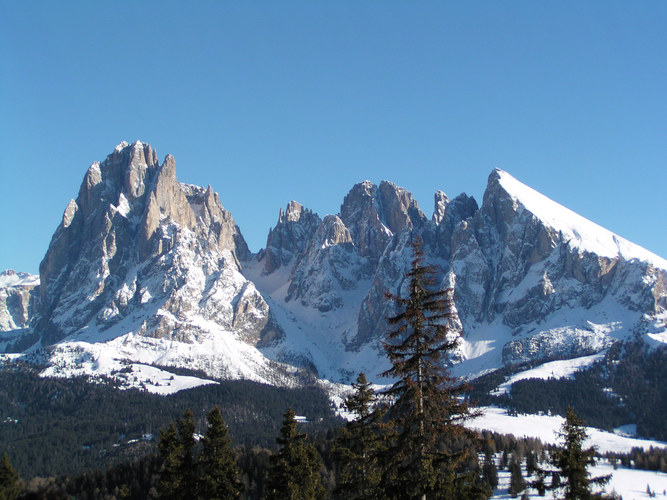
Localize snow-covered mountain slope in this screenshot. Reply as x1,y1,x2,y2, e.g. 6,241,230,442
492,352,606,395
0,270,40,351
12,141,308,387
470,406,667,454
237,167,666,385
496,169,667,267
0,270,40,289
442,169,666,375
5,142,666,395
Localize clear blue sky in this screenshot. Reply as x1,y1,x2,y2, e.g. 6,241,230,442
1,1,666,274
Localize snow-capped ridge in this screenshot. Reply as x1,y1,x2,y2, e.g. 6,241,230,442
492,168,667,269
0,270,40,289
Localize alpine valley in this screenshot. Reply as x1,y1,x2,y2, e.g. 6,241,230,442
1,140,666,420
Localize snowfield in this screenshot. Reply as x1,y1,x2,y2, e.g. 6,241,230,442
492,461,667,500
470,406,667,455
0,271,39,288
493,352,606,395
472,400,667,499
497,170,667,269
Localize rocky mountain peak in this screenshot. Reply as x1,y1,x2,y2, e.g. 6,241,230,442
286,214,365,312
264,201,321,274
433,190,450,224
340,180,426,265
313,215,353,249
35,142,251,346
0,270,39,340
6,152,666,388
279,201,305,223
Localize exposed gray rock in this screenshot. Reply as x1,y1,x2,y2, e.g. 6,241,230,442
351,190,476,350
286,215,367,312
0,271,39,331
34,141,260,346
264,201,321,274
433,190,449,224
12,144,666,384
340,180,426,266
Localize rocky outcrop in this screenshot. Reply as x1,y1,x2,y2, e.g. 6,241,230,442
351,189,476,349
286,215,366,311
0,271,39,331
445,169,667,364
34,141,262,347
271,181,430,313
264,201,321,274
432,190,449,225
340,180,426,266
449,170,659,329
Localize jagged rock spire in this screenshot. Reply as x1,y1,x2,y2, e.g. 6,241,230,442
35,141,252,346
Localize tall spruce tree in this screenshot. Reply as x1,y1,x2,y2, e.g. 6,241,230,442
157,422,183,499
265,408,325,500
198,406,243,499
176,409,197,495
0,453,22,500
481,452,499,492
333,372,386,499
508,456,526,498
551,407,610,500
381,237,484,500
157,409,197,500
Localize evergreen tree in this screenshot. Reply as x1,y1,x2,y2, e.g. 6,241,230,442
551,407,611,500
500,450,509,470
532,472,547,497
526,451,538,476
198,406,243,499
157,422,183,499
0,453,22,500
381,237,484,500
176,409,197,495
481,453,498,491
333,372,386,499
265,408,325,500
508,456,526,498
157,409,197,499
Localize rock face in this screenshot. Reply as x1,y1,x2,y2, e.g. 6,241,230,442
446,169,667,364
0,271,40,353
253,169,667,380
33,141,266,353
10,144,667,387
0,271,39,331
340,180,426,265
286,215,362,312
263,201,321,274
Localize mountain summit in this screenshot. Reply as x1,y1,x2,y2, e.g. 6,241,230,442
1,143,665,388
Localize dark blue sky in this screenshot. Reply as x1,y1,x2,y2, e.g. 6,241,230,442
2,1,666,273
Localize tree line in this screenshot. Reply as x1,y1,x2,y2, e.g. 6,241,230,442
471,340,667,442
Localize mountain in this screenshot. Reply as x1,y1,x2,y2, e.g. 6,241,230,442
8,141,295,387
0,270,39,351
2,141,665,391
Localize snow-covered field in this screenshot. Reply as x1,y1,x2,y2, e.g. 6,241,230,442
492,461,667,500
493,352,605,395
469,406,667,499
471,406,667,455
